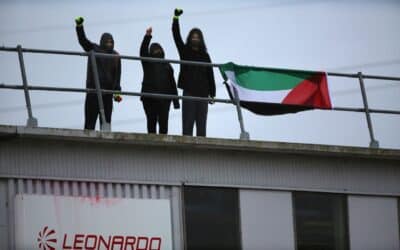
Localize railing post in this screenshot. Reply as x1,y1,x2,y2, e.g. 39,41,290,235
17,45,38,127
231,84,250,140
357,72,379,148
89,50,110,131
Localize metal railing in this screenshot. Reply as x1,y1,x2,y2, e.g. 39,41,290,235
1,45,400,147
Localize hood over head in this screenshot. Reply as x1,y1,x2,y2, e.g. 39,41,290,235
100,33,114,52
149,43,165,58
186,28,207,52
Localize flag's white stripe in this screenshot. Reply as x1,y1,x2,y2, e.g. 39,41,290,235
225,71,290,103
324,72,335,108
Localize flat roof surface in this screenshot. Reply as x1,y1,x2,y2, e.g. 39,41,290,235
1,125,399,160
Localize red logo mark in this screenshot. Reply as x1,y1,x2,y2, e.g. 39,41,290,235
37,226,57,250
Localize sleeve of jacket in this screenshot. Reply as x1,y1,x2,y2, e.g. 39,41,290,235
114,53,122,91
140,34,151,71
168,65,179,106
206,54,216,97
76,25,95,52
140,35,151,57
172,19,185,58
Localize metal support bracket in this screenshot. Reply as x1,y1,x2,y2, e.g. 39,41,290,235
17,45,38,127
231,84,250,140
90,51,110,132
358,72,379,148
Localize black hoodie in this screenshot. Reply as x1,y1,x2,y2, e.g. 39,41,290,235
140,34,179,106
172,19,216,98
76,26,121,92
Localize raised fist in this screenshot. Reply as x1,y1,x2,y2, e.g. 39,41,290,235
75,16,84,26
146,27,152,36
174,8,183,17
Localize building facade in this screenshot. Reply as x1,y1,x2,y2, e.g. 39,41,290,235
1,125,399,250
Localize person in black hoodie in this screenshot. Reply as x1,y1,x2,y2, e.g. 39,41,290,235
140,27,180,134
75,17,122,130
172,9,216,137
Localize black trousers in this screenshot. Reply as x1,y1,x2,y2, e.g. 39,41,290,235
84,94,113,130
182,91,208,137
142,99,171,134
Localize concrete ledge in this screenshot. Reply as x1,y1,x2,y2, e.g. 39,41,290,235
1,125,399,160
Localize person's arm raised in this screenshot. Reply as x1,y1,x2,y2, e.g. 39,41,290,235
75,17,94,52
172,8,185,57
140,27,152,57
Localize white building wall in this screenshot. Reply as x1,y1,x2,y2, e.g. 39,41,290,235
348,196,400,250
0,178,183,250
239,190,295,250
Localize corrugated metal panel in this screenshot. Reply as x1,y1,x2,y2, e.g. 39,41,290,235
0,180,8,250
1,178,183,250
1,138,400,196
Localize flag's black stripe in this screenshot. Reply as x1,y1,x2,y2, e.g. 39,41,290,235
224,82,313,116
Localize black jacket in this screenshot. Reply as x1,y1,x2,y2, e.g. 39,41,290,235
172,19,216,98
140,35,179,106
76,26,121,92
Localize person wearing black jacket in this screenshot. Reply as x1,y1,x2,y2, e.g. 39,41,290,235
172,9,216,137
140,27,180,134
75,17,122,130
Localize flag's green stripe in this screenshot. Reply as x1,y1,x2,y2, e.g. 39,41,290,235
234,68,314,91
220,63,316,91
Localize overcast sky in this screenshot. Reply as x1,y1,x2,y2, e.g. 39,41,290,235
0,0,399,149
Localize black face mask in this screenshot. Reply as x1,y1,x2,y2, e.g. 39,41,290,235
100,33,114,52
151,51,163,58
190,39,201,48
186,28,205,51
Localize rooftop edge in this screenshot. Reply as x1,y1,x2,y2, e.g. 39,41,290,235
0,125,399,160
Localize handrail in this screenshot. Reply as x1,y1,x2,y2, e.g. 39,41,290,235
1,45,399,147
2,46,400,81
0,84,233,104
1,83,399,115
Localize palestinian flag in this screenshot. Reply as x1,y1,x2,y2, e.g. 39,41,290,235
219,62,332,115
